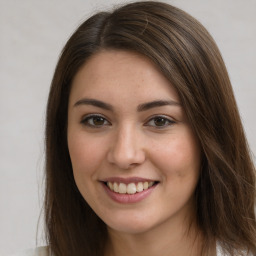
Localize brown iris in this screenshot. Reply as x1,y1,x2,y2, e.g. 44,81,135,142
92,116,105,126
154,117,167,126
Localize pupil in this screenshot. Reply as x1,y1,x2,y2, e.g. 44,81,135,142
93,117,104,125
154,117,166,126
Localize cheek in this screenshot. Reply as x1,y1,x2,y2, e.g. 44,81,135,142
150,132,201,180
67,131,108,203
67,131,105,175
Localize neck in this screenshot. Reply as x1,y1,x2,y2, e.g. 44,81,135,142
105,214,211,256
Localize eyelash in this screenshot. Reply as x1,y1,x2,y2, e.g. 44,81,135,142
80,114,175,128
81,114,110,128
145,115,175,128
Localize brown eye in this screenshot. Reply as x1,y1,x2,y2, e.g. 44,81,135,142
81,115,110,127
146,115,175,128
92,116,105,126
154,117,168,126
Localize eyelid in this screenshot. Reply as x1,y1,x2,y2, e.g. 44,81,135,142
144,114,176,128
80,113,175,128
80,113,111,127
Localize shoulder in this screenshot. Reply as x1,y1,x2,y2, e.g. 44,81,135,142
9,247,50,256
216,244,254,256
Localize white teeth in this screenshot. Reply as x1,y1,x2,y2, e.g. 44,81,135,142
137,182,144,192
149,181,154,187
107,182,113,190
119,183,126,194
127,183,137,194
113,182,119,192
143,182,148,190
106,181,156,194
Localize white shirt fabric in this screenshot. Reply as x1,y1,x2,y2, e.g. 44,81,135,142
9,245,251,256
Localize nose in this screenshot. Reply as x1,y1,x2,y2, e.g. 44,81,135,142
107,125,146,169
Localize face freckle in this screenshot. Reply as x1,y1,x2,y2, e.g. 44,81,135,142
67,50,201,236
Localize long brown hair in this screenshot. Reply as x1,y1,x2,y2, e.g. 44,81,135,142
45,1,256,255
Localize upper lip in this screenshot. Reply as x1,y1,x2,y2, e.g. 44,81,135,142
101,176,158,184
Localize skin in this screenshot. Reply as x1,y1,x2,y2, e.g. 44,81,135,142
67,50,204,256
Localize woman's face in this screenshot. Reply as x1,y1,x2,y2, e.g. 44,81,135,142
67,50,201,235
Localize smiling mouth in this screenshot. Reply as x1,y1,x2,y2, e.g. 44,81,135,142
104,181,158,194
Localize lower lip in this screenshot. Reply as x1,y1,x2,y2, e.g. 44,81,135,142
102,183,157,204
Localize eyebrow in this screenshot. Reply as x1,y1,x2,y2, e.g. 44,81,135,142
74,98,113,111
73,98,181,111
137,100,181,112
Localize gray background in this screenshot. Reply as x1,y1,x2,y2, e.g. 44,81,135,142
0,0,255,255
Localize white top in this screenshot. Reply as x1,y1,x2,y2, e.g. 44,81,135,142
9,245,250,256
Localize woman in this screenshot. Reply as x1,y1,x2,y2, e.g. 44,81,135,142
14,1,256,256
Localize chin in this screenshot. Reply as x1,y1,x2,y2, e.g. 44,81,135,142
108,223,153,235
104,214,158,235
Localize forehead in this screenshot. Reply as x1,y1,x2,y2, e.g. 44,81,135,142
69,50,179,106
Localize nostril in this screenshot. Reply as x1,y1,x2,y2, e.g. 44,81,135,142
107,136,146,169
